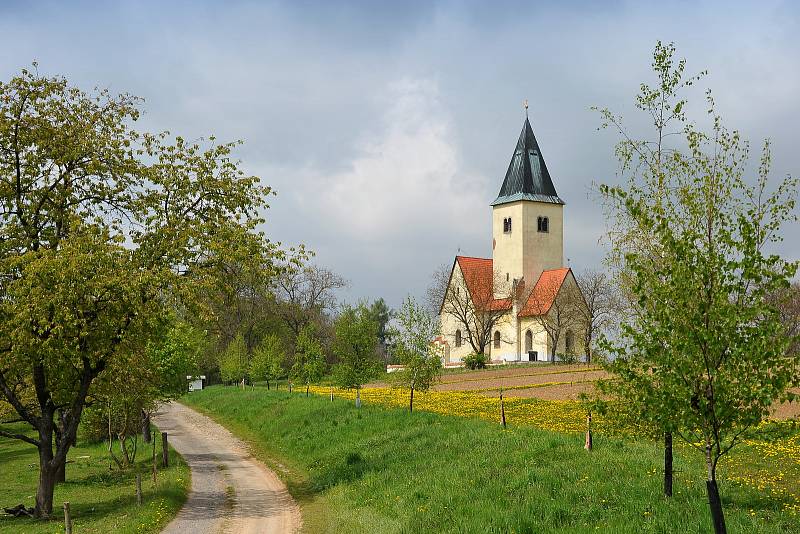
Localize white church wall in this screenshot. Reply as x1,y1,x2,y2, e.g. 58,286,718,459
520,201,564,288
518,318,550,362
492,201,526,297
439,309,474,363
487,312,517,362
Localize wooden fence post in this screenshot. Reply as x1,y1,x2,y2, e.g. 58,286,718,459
64,502,72,534
161,432,169,467
500,389,506,429
585,412,593,451
330,385,334,402
152,436,157,484
136,473,142,506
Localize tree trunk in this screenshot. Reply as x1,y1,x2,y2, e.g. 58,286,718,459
35,442,57,518
705,445,727,534
409,386,414,413
664,432,673,497
55,460,65,483
266,380,270,391
141,410,151,444
306,385,309,397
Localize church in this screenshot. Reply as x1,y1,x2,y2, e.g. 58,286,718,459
437,114,586,364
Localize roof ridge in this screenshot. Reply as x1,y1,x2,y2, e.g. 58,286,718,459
456,255,492,261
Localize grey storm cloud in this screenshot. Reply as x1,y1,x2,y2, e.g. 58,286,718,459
2,0,798,307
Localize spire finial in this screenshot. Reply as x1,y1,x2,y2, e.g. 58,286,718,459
523,99,528,117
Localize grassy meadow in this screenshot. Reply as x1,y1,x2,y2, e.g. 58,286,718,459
183,385,800,533
0,423,189,534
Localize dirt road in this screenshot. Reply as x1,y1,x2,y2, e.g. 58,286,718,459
154,402,300,534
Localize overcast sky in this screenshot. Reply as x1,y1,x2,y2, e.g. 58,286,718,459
3,0,798,307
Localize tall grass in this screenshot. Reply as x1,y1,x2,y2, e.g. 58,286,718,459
184,386,799,533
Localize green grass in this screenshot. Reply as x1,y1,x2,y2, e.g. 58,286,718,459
0,423,189,534
183,386,800,533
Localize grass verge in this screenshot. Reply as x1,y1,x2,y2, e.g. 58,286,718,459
183,385,799,534
0,423,189,534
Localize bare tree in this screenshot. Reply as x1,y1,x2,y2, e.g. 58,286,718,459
524,273,584,363
575,269,621,364
275,265,348,337
426,262,451,316
439,262,513,355
772,281,800,357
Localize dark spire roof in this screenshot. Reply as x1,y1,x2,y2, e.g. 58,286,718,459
491,117,564,206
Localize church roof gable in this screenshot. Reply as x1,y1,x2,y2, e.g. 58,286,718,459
451,256,512,312
518,267,571,317
491,117,564,207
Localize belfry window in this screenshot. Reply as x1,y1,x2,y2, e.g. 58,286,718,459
537,216,549,233
503,217,512,234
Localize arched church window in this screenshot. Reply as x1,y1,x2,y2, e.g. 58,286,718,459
525,330,533,353
455,329,462,348
537,216,549,233
565,329,574,353
493,331,501,349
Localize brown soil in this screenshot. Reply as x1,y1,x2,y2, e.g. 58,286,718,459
438,363,600,383
771,388,800,420
389,365,800,421
433,370,607,392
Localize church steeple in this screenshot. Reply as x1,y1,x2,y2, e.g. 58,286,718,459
491,114,565,296
491,117,564,206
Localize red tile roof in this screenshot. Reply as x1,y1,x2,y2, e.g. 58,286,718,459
455,256,512,312
518,268,571,317
448,257,571,317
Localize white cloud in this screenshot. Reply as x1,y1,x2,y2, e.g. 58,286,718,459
297,78,486,243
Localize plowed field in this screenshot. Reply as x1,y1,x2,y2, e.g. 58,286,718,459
378,363,800,418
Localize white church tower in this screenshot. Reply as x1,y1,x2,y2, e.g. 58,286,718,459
491,114,564,296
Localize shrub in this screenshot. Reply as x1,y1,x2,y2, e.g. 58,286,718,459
463,352,489,370
558,353,579,364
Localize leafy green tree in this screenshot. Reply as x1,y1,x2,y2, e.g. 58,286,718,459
594,40,705,498
148,321,202,399
332,304,381,407
0,67,278,517
367,298,392,347
598,43,799,534
291,325,326,396
140,320,202,441
250,334,285,389
219,333,249,386
389,296,443,413
79,318,200,471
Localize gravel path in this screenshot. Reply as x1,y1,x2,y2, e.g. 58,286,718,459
154,402,300,534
